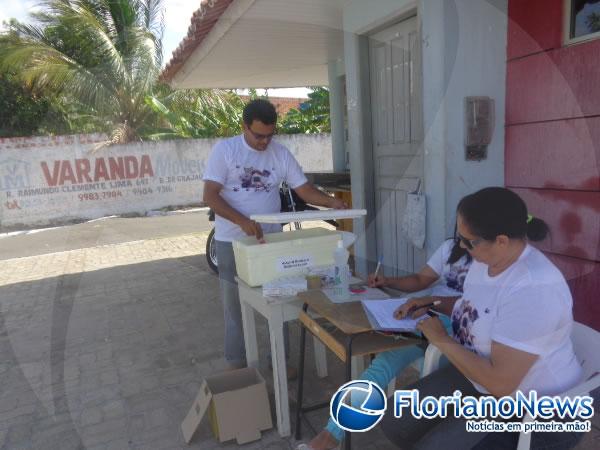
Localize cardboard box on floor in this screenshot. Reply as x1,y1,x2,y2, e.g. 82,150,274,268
181,367,273,445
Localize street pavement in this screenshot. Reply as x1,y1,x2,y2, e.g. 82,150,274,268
0,210,212,261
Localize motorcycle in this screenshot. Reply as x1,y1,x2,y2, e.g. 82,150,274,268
206,183,338,274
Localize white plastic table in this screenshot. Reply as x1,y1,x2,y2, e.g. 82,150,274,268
237,277,365,438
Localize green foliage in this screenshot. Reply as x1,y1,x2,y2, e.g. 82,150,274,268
0,0,166,143
0,1,331,141
279,87,330,134
0,71,63,137
144,89,245,139
247,88,261,100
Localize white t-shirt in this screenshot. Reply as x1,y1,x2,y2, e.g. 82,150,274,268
202,135,308,242
426,239,472,297
451,245,582,395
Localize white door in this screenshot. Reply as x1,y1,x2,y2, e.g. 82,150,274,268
369,17,426,276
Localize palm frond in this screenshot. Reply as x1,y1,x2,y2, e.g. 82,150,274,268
0,0,169,142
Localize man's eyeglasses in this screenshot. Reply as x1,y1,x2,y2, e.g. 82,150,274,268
456,233,483,250
247,127,275,141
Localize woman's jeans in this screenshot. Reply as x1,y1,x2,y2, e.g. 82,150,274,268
324,315,452,441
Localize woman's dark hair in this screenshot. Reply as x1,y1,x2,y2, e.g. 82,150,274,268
457,187,549,242
447,229,472,265
243,99,277,126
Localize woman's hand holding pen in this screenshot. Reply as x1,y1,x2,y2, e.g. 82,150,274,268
367,273,387,288
368,259,385,288
393,296,435,320
395,296,449,344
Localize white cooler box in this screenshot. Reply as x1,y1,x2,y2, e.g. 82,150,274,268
232,228,342,287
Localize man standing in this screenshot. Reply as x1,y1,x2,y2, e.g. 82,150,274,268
203,99,346,370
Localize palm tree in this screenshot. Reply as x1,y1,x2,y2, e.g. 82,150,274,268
0,0,166,143
145,88,246,139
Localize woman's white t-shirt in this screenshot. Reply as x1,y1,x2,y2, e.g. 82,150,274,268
202,135,308,242
426,239,471,297
451,244,582,395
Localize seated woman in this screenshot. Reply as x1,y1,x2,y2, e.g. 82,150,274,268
379,187,583,450
298,234,473,450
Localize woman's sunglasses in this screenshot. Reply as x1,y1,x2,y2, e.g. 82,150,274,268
456,233,483,250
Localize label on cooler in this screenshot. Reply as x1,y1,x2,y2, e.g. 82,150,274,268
276,255,314,272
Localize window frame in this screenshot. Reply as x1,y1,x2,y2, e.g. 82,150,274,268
564,0,600,45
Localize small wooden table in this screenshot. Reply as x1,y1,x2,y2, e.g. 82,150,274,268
294,289,423,450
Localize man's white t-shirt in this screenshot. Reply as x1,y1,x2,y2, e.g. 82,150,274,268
202,135,308,242
451,245,582,395
426,239,471,297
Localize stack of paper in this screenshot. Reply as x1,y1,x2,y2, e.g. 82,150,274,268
262,276,307,297
361,298,428,332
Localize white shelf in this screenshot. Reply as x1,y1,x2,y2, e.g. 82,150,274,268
250,209,366,224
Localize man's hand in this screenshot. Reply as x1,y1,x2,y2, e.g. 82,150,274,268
328,197,348,209
238,218,264,240
204,181,264,239
294,183,348,209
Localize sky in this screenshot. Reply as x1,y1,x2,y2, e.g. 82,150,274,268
0,0,310,98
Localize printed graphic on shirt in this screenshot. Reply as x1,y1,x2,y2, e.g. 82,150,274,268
237,166,275,192
452,299,480,350
444,263,470,293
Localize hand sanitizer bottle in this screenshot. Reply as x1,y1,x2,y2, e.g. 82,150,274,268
332,240,350,301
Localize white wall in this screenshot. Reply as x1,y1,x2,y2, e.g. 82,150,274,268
280,133,333,173
0,133,332,228
422,0,507,253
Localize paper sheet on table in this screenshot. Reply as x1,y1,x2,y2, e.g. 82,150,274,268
361,298,428,331
322,287,389,304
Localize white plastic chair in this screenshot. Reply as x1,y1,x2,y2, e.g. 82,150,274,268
420,322,600,450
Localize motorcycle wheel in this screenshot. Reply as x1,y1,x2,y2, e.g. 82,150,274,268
206,228,218,274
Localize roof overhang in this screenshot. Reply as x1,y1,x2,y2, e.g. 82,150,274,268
162,0,345,89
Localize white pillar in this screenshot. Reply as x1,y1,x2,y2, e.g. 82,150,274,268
344,31,377,277
328,60,347,173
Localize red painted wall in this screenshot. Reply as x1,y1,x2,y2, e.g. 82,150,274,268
507,0,564,59
506,0,600,330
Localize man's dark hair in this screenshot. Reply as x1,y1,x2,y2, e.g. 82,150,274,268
243,99,277,126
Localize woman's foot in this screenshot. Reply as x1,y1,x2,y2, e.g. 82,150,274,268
302,430,339,450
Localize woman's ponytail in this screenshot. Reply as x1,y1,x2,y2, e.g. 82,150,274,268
526,217,550,242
